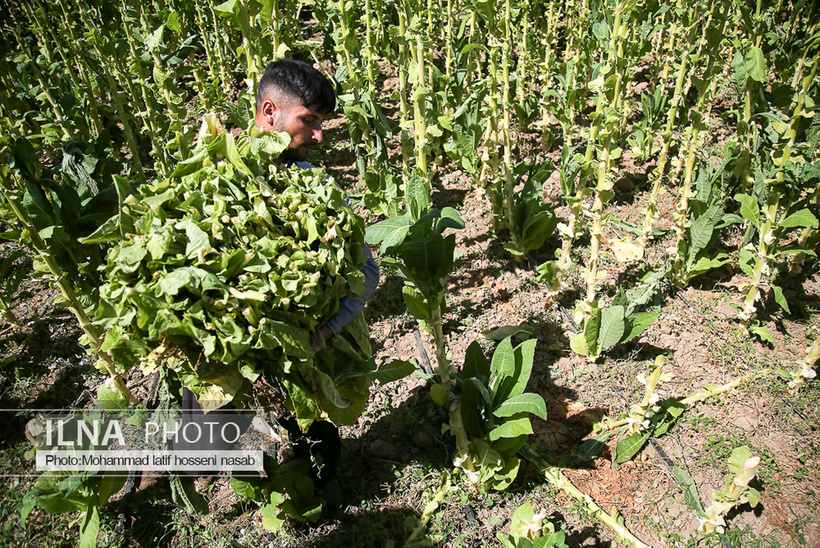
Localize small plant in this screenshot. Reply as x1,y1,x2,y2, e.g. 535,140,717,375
788,336,819,391
365,174,465,393
497,503,569,548
697,446,762,534
569,268,662,362
454,336,548,489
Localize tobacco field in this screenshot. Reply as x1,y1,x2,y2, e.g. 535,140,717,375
0,0,819,546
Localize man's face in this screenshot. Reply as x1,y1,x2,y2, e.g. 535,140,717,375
256,95,326,162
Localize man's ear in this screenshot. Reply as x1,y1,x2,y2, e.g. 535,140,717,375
256,98,278,129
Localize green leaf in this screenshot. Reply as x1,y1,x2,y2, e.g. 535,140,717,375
488,416,533,441
771,284,790,314
367,359,416,384
622,311,659,344
145,24,165,52
504,339,537,400
489,337,516,391
688,205,723,255
166,11,182,33
213,0,239,18
779,208,818,229
493,393,548,421
584,308,601,357
462,340,489,379
745,46,767,83
749,325,773,343
430,383,449,407
178,219,211,259
96,383,129,412
260,491,286,531
570,332,589,356
509,503,536,538
576,435,609,462
728,446,753,474
746,487,762,508
401,285,431,322
481,324,534,341
78,505,100,548
672,467,704,513
598,305,626,351
405,175,429,222
687,254,730,278
614,431,651,464
735,194,760,228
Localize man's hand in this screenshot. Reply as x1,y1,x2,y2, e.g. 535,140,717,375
310,325,333,352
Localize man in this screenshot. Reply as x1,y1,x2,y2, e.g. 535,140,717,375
254,58,380,349
175,59,378,495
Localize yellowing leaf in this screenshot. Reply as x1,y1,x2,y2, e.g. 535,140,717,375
570,332,589,356
609,237,644,262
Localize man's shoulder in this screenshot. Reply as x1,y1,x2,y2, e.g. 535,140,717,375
292,160,315,170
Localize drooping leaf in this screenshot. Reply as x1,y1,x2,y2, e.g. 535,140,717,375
779,208,818,229
735,194,760,228
672,467,704,513
771,284,790,314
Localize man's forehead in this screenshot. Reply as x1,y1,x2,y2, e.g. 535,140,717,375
291,104,327,120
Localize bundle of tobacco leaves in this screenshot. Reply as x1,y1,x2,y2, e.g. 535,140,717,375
92,115,373,426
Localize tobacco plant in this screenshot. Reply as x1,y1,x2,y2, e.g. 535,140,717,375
454,336,548,490
670,161,740,287
697,446,761,534
365,174,465,392
498,503,569,548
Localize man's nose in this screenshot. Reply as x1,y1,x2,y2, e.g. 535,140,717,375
313,126,323,144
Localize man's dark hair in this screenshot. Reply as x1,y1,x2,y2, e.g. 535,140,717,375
256,58,336,115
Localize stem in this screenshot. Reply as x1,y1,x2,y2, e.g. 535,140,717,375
501,0,519,252
521,446,650,548
701,456,761,533
598,367,776,432
584,141,610,321
238,0,260,99
430,304,451,389
122,7,169,177
79,8,146,181
1,307,19,327
206,0,232,91
639,49,690,248
412,34,429,184
397,10,412,177
670,114,702,285
10,28,75,142
788,57,819,272
364,0,376,95
790,338,820,391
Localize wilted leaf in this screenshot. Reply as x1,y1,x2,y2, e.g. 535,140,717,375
609,238,644,262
